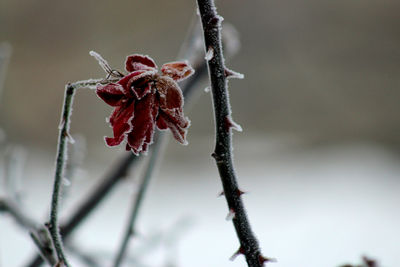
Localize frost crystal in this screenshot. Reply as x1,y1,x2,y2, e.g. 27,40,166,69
89,50,113,74
62,177,71,186
205,47,214,61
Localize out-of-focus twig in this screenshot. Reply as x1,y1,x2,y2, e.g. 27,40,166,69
0,198,58,265
3,145,26,203
339,256,379,267
0,42,12,101
112,133,166,267
30,230,58,266
0,199,38,230
62,135,86,202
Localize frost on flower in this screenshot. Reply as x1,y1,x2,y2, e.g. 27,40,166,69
95,54,194,155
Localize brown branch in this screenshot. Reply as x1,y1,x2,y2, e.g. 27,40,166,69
196,0,270,266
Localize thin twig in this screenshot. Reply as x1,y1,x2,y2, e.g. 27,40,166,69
0,198,58,265
30,230,58,266
196,0,269,266
47,83,76,266
113,132,166,267
0,199,38,230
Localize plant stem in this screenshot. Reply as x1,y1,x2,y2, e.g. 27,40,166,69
196,0,267,266
47,83,76,266
113,132,165,267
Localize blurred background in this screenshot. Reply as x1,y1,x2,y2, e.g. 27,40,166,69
0,0,399,266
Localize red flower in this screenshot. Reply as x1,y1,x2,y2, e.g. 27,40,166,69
96,54,194,155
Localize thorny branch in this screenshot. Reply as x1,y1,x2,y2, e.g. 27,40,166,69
196,0,271,266
47,84,76,267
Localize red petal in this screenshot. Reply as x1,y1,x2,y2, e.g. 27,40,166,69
118,70,147,93
125,54,157,72
105,100,135,146
118,70,155,99
96,83,125,106
156,114,168,130
127,94,157,154
156,77,189,128
158,112,188,145
161,61,194,82
130,76,152,100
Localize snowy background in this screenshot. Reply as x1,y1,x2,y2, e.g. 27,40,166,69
1,0,400,266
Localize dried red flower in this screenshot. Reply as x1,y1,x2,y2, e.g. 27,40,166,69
96,54,194,155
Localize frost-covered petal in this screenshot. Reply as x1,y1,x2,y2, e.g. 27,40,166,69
125,54,157,72
105,100,135,146
130,76,153,100
96,83,125,106
156,77,189,129
127,94,157,154
117,70,147,93
156,114,168,130
118,70,155,99
161,61,194,82
158,112,188,145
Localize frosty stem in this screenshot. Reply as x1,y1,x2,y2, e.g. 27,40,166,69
47,83,76,266
113,132,165,267
196,0,266,266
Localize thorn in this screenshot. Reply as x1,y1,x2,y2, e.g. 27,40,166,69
211,152,223,163
237,189,246,196
63,131,75,144
259,255,277,265
229,247,244,261
226,208,236,221
362,256,377,267
217,191,224,197
224,116,243,132
224,68,244,79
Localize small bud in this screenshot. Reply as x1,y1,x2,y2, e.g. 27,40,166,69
218,191,225,197
204,86,211,93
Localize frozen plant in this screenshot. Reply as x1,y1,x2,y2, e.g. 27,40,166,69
94,54,194,155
